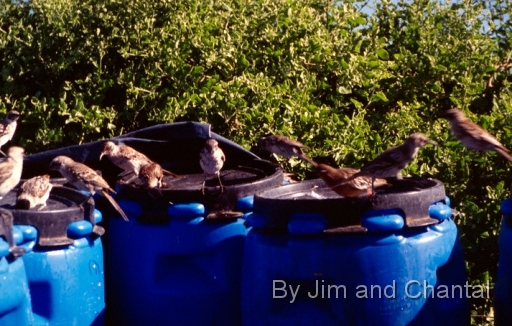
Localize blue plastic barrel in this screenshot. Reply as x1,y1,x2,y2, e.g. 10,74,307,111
21,209,105,326
241,180,469,326
494,198,512,325
0,225,37,326
105,198,251,325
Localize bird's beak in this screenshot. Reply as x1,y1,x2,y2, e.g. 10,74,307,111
99,152,105,160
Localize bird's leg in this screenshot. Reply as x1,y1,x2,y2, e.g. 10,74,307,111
36,203,47,211
201,174,207,195
217,173,225,193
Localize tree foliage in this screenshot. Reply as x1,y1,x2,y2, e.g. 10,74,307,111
1,0,512,323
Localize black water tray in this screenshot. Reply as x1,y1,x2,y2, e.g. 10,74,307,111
253,177,446,233
0,185,100,247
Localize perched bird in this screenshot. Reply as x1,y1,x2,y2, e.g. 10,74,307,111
0,146,24,199
16,174,53,210
442,108,512,162
0,110,21,156
257,134,316,166
334,133,438,193
315,163,388,197
199,138,225,194
139,162,165,189
49,155,128,221
99,141,179,183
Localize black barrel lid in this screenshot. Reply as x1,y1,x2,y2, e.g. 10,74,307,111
116,158,282,223
0,208,25,258
0,185,103,247
253,177,446,233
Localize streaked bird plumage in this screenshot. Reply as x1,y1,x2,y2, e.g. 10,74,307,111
442,108,512,162
316,163,388,197
0,146,24,199
49,155,128,221
99,141,179,183
0,110,20,157
333,133,438,193
16,174,53,210
257,134,316,166
199,138,225,194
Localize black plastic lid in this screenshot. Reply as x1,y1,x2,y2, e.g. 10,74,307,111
117,158,283,223
0,184,104,247
253,177,446,233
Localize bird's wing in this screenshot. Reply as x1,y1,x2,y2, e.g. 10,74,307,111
275,135,310,149
458,119,506,149
360,145,402,174
18,177,51,198
0,159,13,183
71,164,113,190
0,122,8,137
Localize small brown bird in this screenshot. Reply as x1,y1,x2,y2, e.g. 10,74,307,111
139,162,165,189
16,174,53,210
0,111,21,157
199,138,225,194
257,135,316,166
315,163,388,197
49,155,128,221
442,108,512,162
0,146,24,199
334,133,438,193
99,141,179,183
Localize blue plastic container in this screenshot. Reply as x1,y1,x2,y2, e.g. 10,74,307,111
494,199,512,325
0,225,37,326
241,180,469,326
21,209,105,326
105,199,250,325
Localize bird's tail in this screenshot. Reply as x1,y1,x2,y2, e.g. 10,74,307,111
100,189,129,221
495,146,512,163
330,172,360,189
162,168,181,178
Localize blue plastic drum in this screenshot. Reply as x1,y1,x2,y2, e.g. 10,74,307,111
21,209,105,326
241,179,469,326
494,198,512,325
0,225,37,326
105,198,251,325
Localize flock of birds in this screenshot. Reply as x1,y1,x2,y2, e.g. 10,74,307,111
258,108,512,198
0,107,510,221
0,112,228,221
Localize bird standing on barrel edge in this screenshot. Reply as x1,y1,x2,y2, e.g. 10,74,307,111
333,133,438,194
99,141,180,184
0,110,21,157
0,146,24,199
257,134,316,166
49,155,129,221
441,108,512,162
199,138,225,194
16,174,53,210
315,163,388,197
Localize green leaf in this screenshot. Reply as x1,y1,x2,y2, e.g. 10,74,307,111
376,49,389,61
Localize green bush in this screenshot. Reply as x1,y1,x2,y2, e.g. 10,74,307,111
1,0,512,323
